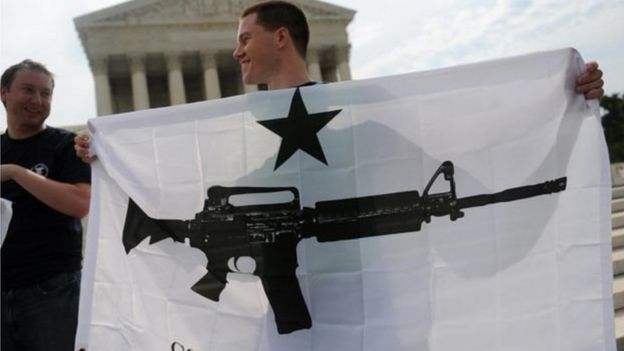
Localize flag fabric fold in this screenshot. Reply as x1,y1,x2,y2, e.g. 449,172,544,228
76,48,615,351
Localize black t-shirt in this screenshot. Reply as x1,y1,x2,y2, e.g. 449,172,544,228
1,126,91,289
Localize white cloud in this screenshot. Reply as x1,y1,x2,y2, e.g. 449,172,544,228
348,0,624,95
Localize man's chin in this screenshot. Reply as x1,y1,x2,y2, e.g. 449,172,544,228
22,115,47,127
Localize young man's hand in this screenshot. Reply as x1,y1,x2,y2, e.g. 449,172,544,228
576,62,604,100
74,134,97,164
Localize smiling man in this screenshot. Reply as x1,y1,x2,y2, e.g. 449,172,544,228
233,1,313,90
1,59,91,351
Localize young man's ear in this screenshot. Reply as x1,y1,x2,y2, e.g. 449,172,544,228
0,88,7,106
274,27,290,49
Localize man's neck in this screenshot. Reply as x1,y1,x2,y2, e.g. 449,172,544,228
266,58,312,90
267,74,312,90
7,124,46,139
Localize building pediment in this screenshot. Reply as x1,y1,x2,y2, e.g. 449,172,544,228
75,0,355,28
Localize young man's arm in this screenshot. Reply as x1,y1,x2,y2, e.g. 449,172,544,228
1,164,90,218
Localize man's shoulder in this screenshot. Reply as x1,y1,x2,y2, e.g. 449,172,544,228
40,126,78,146
45,126,77,139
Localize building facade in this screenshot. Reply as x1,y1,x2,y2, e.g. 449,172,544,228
74,0,355,116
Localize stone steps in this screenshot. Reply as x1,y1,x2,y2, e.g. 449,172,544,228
613,227,624,249
613,246,624,277
615,212,624,229
615,275,624,310
617,308,624,350
614,198,624,213
615,186,624,200
612,185,624,350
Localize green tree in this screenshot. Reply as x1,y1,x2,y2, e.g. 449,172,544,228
601,93,624,163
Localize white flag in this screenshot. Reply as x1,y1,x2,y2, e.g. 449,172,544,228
1,198,12,246
76,48,615,351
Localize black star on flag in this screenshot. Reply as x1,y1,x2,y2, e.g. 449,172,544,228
258,88,342,170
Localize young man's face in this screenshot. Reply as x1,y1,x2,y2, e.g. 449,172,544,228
233,13,280,85
1,69,53,132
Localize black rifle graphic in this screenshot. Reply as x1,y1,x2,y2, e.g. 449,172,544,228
122,161,566,334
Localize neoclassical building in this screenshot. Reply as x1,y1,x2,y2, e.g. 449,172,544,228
74,0,355,116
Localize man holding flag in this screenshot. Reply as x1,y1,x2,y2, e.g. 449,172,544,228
70,1,603,350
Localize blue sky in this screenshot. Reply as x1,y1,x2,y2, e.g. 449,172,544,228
1,0,623,130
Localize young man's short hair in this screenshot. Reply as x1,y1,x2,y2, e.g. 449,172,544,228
1,59,55,91
242,1,310,59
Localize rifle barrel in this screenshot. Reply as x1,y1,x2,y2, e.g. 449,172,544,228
456,177,567,210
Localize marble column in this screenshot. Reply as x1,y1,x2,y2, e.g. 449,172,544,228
200,51,221,100
166,53,186,105
324,65,338,83
337,46,352,81
129,55,150,110
90,57,113,116
307,49,322,82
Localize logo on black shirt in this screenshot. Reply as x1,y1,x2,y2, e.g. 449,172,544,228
31,163,49,177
